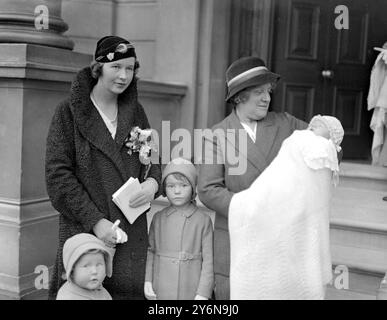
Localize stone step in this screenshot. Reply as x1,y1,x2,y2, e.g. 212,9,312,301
330,227,387,252
332,186,387,215
330,183,387,250
329,244,387,300
331,244,387,276
331,203,387,230
326,244,386,299
325,286,376,300
339,162,387,179
328,163,387,299
338,162,387,192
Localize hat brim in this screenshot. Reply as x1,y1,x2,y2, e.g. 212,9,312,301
226,72,280,101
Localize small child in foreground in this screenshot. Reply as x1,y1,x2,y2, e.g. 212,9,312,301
144,158,214,300
56,233,115,300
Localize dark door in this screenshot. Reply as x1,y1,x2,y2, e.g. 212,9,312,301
271,0,330,119
271,0,387,160
325,0,381,160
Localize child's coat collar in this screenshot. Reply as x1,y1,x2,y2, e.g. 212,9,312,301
165,203,197,218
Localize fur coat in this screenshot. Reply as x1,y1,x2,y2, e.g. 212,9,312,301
45,67,161,300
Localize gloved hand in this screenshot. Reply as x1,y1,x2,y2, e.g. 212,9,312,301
194,295,208,300
144,281,157,300
111,220,128,244
93,218,117,248
115,227,128,243
129,178,158,208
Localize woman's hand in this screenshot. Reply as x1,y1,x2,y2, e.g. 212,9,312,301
111,220,128,244
144,281,157,300
194,295,208,300
114,227,128,244
93,218,117,247
129,178,158,208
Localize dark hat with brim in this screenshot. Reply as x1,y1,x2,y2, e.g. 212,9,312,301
225,56,280,101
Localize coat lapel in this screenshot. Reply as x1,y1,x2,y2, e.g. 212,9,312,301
255,112,280,163
226,111,270,173
69,67,133,180
114,94,136,147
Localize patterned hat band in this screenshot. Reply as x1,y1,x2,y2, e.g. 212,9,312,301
227,66,269,88
96,43,136,63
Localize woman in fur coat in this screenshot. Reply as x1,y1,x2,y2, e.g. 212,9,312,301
45,36,161,299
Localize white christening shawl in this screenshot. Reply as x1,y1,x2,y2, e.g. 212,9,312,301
229,130,338,300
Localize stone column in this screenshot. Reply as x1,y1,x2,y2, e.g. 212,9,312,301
0,0,73,49
0,0,90,299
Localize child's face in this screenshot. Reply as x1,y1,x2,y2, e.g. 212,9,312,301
165,174,192,207
309,122,330,139
72,252,106,291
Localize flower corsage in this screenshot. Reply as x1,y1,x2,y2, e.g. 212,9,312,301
125,126,158,180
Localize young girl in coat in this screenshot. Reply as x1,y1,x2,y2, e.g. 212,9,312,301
229,115,344,300
144,158,214,300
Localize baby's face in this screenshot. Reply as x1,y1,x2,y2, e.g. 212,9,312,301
309,122,330,139
72,252,106,291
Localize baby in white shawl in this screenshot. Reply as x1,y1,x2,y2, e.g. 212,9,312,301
229,115,344,300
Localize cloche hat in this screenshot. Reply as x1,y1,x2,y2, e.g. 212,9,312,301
161,158,197,201
94,35,136,63
225,56,280,101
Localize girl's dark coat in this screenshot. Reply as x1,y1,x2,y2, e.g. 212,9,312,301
45,67,161,299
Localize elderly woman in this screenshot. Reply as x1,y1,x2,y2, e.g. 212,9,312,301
198,56,308,299
45,36,161,299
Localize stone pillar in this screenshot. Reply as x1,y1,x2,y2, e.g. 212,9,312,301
0,0,90,299
0,0,73,49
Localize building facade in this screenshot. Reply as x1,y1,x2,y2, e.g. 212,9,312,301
0,0,386,299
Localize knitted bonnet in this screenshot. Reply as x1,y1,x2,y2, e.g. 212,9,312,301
308,115,344,151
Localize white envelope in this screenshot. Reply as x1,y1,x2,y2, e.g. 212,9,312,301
112,177,150,224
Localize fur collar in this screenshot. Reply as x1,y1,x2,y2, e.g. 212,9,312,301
68,67,140,180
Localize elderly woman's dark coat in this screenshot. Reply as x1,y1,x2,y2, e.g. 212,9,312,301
45,67,161,300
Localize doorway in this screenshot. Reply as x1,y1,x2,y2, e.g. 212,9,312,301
228,0,387,160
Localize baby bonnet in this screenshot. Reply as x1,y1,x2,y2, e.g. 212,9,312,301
309,115,344,152
63,233,115,281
